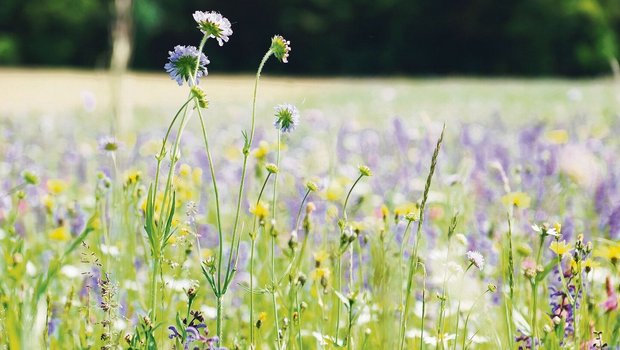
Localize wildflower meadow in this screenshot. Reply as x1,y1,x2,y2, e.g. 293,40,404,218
1,10,620,350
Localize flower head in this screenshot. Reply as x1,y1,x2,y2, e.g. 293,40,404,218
358,165,373,177
273,104,299,133
270,35,291,63
501,192,531,209
466,250,485,271
190,86,209,108
550,240,572,257
164,45,209,86
193,11,233,46
98,136,121,153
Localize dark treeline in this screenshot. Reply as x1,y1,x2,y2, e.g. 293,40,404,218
1,0,619,76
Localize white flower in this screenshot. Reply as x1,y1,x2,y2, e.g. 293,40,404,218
466,250,485,271
193,11,233,46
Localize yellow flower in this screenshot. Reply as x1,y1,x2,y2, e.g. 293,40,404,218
501,192,531,209
380,205,389,219
125,170,142,185
394,202,418,218
545,129,569,144
258,312,267,323
549,240,571,256
311,267,331,281
313,250,329,266
49,226,70,241
595,244,620,264
192,168,203,185
250,201,269,219
179,163,192,177
583,258,599,273
47,179,68,195
253,141,270,160
326,183,343,202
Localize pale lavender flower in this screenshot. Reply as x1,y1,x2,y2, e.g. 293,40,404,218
98,136,121,153
273,104,299,133
164,45,210,86
193,11,232,46
466,250,485,271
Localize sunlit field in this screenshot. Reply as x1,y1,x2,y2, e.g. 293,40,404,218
1,60,620,350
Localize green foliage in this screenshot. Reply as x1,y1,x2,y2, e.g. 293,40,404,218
1,0,620,74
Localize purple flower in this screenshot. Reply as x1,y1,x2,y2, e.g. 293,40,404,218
164,45,210,86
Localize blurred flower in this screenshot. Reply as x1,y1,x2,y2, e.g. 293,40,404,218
250,201,269,220
466,250,484,271
545,129,569,144
164,45,209,86
49,226,70,241
47,179,68,195
501,192,531,209
549,240,571,257
98,136,120,153
602,276,618,313
193,11,232,46
273,104,299,133
270,35,291,63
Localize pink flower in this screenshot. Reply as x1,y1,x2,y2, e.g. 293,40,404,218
602,276,618,313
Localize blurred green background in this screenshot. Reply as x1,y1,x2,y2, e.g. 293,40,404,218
1,0,620,76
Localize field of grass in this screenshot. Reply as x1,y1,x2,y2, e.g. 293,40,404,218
1,67,619,349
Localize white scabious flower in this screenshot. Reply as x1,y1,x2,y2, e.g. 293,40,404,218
273,104,300,133
466,250,485,271
193,11,233,46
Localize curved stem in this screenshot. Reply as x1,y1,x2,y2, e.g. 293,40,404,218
342,175,364,222
229,49,273,258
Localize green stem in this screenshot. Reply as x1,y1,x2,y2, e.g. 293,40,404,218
228,50,273,281
342,175,364,222
335,257,342,343
531,281,538,350
153,97,193,196
217,295,223,346
195,101,225,293
149,253,160,321
272,234,282,350
462,291,489,350
249,174,272,347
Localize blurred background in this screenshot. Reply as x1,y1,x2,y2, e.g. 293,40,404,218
1,0,620,76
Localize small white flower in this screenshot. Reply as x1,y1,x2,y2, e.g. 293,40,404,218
466,250,485,271
193,11,233,46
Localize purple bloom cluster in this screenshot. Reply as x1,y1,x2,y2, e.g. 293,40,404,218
164,45,210,86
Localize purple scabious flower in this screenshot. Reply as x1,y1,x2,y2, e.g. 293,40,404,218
273,104,300,133
193,11,232,46
164,45,210,86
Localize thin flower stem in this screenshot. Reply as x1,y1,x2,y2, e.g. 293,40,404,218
195,101,225,291
335,172,365,344
462,290,489,350
343,175,364,222
250,173,273,347
153,96,193,201
296,289,303,350
271,130,282,350
228,49,273,271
